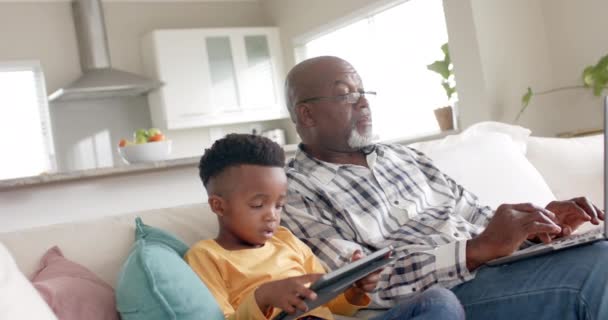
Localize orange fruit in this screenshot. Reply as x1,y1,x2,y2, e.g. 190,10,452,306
147,133,166,142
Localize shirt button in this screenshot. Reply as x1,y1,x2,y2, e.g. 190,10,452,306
453,232,459,237
448,272,455,277
411,287,416,292
421,217,427,221
393,200,399,205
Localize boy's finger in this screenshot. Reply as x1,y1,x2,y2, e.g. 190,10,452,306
296,287,317,301
351,249,363,262
286,296,308,313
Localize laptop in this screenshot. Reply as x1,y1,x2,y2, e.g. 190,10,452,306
487,96,608,266
273,246,395,320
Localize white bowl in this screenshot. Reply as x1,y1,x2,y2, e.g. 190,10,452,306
118,140,172,164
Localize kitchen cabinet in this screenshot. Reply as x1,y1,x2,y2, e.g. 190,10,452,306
141,27,287,130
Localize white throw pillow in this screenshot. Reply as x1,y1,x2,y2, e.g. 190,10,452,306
458,121,532,154
526,135,603,209
410,132,555,209
412,121,532,156
0,243,57,320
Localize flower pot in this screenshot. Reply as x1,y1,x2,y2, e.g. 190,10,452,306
434,106,454,131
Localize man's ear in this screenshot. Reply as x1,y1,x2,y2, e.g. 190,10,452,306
208,195,225,217
295,103,315,127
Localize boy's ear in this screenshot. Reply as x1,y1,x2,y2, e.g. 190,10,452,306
208,195,226,216
296,103,315,127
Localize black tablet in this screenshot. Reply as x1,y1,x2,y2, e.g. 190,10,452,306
273,246,395,320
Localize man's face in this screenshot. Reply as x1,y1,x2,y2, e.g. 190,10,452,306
308,66,374,150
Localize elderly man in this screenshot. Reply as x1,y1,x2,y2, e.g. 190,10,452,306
281,55,608,319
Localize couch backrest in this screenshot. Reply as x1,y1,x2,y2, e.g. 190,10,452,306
0,203,218,288
526,135,604,209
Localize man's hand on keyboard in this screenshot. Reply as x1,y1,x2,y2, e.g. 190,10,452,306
546,197,605,237
466,203,562,270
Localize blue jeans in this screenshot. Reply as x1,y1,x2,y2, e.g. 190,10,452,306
451,241,608,320
371,287,465,320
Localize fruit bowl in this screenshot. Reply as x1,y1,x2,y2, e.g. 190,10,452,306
118,140,172,164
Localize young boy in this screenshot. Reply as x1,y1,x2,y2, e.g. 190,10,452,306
185,134,464,320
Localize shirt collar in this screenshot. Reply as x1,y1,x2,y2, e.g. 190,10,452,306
291,143,380,184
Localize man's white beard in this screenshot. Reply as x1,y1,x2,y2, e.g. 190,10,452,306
347,126,374,149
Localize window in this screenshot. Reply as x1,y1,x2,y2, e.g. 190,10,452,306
294,0,451,140
0,61,55,180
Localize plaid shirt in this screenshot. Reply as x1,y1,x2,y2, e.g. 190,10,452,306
282,143,494,307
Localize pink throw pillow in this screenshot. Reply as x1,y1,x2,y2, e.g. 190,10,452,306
31,246,119,320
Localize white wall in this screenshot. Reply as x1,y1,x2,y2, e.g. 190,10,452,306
446,0,608,136
535,0,608,136
467,0,554,129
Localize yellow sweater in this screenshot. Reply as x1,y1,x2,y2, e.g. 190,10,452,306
185,226,369,319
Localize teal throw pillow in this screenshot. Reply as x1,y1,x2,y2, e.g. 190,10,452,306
115,217,223,320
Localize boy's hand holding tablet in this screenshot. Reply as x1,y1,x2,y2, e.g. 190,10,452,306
272,247,395,320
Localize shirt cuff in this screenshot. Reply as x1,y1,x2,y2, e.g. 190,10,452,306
430,240,475,287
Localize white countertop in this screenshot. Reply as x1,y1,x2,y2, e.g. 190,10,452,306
0,143,301,191
0,131,452,191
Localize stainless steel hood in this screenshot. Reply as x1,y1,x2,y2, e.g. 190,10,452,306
49,0,162,102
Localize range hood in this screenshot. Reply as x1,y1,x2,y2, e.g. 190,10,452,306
49,0,162,102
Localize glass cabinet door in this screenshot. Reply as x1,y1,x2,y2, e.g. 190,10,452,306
240,35,276,109
206,36,240,112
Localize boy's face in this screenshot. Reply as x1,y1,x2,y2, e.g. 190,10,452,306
209,165,287,250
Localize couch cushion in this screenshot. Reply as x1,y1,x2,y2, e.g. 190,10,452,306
0,202,218,287
0,243,57,320
115,218,223,320
526,135,604,209
31,246,119,320
410,131,555,209
412,121,532,155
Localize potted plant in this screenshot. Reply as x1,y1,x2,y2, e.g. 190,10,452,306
427,42,457,131
516,53,608,121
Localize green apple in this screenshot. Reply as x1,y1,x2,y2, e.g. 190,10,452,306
134,128,148,140
135,136,147,144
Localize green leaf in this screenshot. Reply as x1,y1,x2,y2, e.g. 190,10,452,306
592,75,607,96
516,87,533,122
427,61,450,80
582,66,595,87
596,54,608,70
441,43,449,57
441,43,451,65
442,82,456,99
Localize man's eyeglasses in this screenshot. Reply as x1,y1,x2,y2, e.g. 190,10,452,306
297,91,377,105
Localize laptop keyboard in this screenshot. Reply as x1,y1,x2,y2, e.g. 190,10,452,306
551,227,603,246
519,227,604,254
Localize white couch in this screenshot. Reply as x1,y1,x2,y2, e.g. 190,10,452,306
0,123,604,318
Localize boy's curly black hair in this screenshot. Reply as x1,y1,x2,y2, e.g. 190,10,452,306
199,133,286,187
